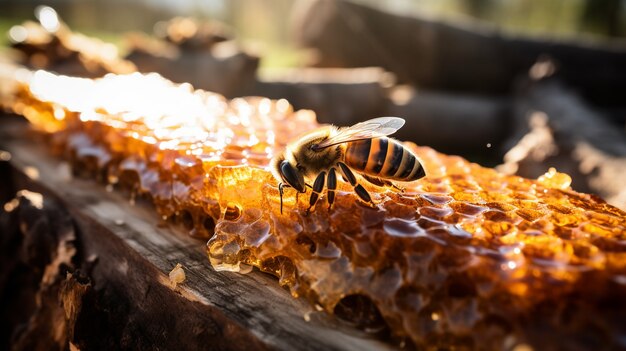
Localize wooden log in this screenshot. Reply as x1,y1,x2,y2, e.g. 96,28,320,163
249,69,507,158
384,86,508,155
292,0,626,106
249,67,391,126
0,117,395,351
0,187,77,351
126,37,259,98
499,79,626,209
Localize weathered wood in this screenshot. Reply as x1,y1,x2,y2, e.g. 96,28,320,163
0,187,78,351
250,69,508,156
0,117,395,351
293,0,626,106
249,67,391,126
126,38,259,98
499,79,626,209
385,86,508,155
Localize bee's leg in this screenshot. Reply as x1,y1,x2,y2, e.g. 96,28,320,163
361,174,388,187
337,162,357,185
278,182,285,214
306,171,326,214
361,174,405,192
354,184,373,204
391,183,405,192
302,183,313,202
337,162,374,206
327,168,337,209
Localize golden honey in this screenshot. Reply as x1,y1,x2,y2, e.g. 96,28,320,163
3,70,626,350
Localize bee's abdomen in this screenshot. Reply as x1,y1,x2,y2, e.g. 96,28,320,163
345,138,425,182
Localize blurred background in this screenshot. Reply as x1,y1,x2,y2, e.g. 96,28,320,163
2,0,626,67
1,0,625,208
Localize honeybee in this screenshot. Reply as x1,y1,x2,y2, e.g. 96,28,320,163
271,117,426,213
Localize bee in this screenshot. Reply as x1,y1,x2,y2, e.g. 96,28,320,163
271,117,426,213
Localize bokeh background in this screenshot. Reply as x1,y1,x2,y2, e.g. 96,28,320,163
2,0,626,67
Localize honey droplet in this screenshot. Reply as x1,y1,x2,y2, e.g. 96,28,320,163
168,263,186,288
537,167,571,189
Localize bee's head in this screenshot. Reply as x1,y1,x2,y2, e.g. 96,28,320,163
270,152,306,194
271,154,306,214
278,159,305,193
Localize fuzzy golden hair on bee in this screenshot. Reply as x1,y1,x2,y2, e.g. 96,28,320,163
285,126,343,177
271,126,337,181
271,117,425,214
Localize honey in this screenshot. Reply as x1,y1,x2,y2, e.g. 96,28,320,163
3,70,626,350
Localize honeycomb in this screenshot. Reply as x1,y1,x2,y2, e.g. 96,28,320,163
3,70,626,350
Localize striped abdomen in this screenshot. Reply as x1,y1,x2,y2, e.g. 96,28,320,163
343,138,425,181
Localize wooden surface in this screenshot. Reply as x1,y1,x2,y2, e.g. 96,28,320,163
0,117,395,351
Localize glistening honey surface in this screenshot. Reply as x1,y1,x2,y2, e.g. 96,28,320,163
4,70,626,350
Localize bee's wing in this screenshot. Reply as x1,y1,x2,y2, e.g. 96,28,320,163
315,117,405,149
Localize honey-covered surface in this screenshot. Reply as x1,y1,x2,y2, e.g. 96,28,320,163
3,71,626,350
